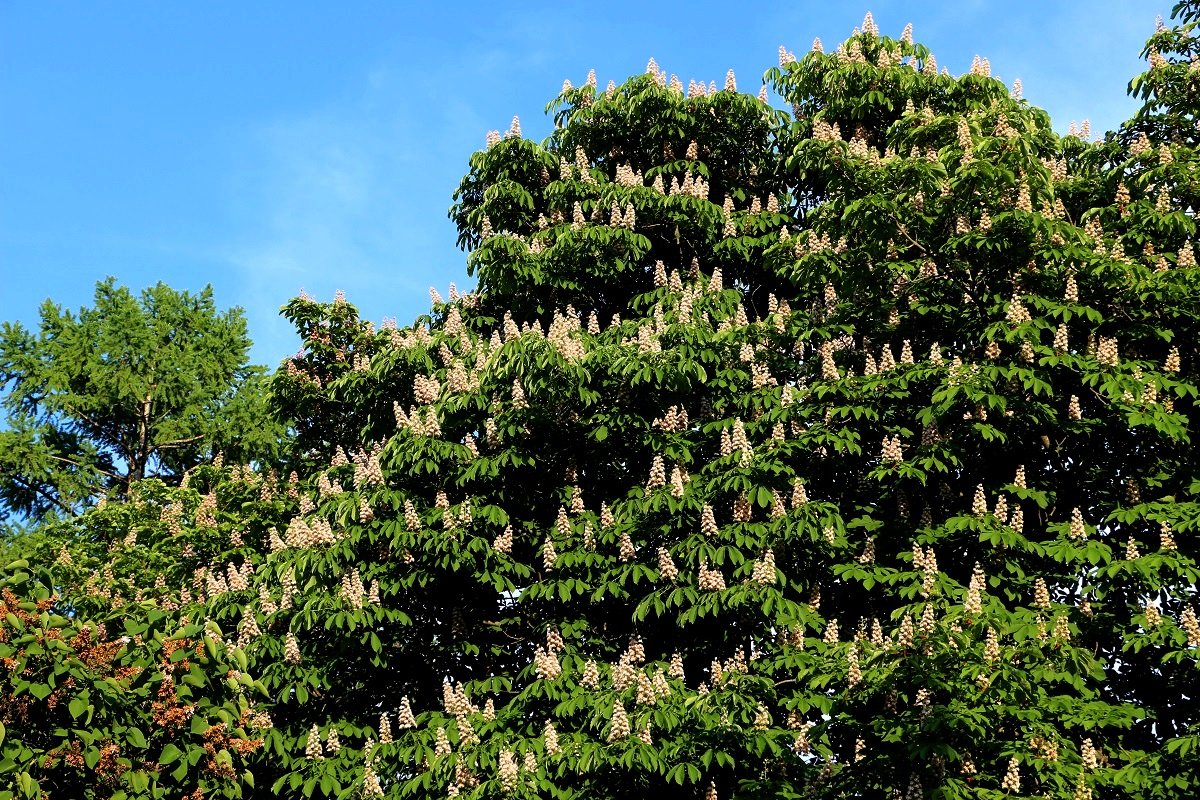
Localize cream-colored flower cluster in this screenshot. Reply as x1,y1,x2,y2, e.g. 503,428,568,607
984,627,1001,665
1000,757,1021,792
1096,336,1119,367
1181,607,1200,647
608,700,630,741
305,724,324,760
656,547,679,581
396,697,416,729
284,631,301,665
1161,522,1178,552
1069,507,1087,540
750,549,776,585
964,563,986,615
881,434,904,464
497,749,519,791
1033,577,1052,611
533,643,561,680
698,561,726,591
339,568,366,610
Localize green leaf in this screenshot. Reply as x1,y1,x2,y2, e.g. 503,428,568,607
158,743,182,766
68,695,88,721
129,771,149,793
126,727,147,749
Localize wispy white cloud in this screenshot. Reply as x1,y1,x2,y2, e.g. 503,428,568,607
222,77,480,364
218,20,575,365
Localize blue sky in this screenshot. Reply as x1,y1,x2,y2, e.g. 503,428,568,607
0,1,1170,366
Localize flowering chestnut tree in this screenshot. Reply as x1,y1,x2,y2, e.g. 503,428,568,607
13,7,1200,800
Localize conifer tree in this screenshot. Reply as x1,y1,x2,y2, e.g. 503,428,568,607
0,279,282,529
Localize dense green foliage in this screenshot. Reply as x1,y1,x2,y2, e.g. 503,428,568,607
0,279,282,529
6,6,1200,799
0,557,269,800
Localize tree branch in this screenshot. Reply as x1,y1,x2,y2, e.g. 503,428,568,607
43,453,120,481
153,434,206,451
0,465,76,516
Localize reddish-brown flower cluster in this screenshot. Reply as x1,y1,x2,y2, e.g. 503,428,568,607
1,589,36,625
151,674,194,730
70,627,124,672
95,741,122,777
41,739,86,770
160,637,193,673
0,692,32,725
200,722,262,778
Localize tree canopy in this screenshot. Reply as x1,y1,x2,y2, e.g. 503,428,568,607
0,279,283,528
6,7,1200,800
